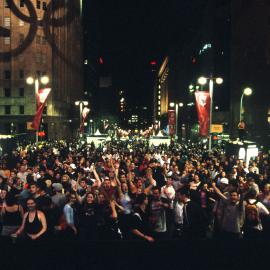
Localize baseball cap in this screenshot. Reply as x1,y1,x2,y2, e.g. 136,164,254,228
220,178,229,185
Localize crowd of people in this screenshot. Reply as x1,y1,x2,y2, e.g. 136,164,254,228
0,139,269,243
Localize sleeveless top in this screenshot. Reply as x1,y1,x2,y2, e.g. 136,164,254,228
2,205,22,226
25,211,43,235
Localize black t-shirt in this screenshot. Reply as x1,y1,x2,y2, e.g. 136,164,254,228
129,207,150,239
80,203,97,229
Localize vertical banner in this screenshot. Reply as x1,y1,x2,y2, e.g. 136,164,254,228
195,91,211,136
31,88,51,131
80,107,90,133
168,110,176,136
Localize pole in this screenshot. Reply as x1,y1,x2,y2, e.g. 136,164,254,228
79,102,83,137
209,79,214,152
175,104,179,141
240,93,244,122
34,79,39,148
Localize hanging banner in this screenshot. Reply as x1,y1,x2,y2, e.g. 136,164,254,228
80,107,90,133
168,110,176,125
31,88,51,131
195,91,211,136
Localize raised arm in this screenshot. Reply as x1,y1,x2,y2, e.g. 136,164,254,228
212,182,228,201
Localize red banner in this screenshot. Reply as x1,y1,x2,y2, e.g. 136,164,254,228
168,110,176,136
168,110,176,125
31,88,51,131
79,107,90,133
195,91,211,136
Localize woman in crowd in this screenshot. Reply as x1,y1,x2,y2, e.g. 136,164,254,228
14,198,47,241
1,191,24,236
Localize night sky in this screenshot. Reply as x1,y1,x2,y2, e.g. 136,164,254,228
86,0,208,107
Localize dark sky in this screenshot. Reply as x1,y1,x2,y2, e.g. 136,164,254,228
86,0,207,107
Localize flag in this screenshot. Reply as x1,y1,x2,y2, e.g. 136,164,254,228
79,107,90,133
195,91,211,136
31,88,51,131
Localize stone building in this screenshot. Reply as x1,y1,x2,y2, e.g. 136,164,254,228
0,0,83,140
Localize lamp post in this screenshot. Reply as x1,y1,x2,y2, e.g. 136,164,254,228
75,100,88,136
26,75,50,147
169,102,184,140
240,87,253,121
198,76,223,151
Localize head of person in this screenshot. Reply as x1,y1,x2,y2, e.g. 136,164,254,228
85,192,95,205
152,187,160,200
176,186,190,203
29,183,38,195
103,177,111,190
68,193,77,205
26,198,37,212
135,193,148,207
79,178,87,189
121,182,129,194
229,190,239,204
5,192,17,206
119,174,127,183
166,176,173,186
98,193,106,204
246,188,258,200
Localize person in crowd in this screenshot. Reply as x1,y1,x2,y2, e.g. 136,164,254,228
1,192,24,236
14,198,47,241
79,192,98,241
212,182,245,239
129,193,154,242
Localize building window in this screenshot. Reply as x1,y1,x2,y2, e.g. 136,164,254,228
37,0,41,9
19,106,24,115
42,2,47,10
4,37,10,45
4,70,11,79
36,70,41,77
19,69,24,79
5,106,11,115
4,88,11,97
4,17,11,27
20,0,25,7
19,88,24,97
5,0,10,8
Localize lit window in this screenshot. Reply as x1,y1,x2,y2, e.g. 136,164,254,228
158,95,161,100
158,101,160,105
4,17,11,27
4,37,10,45
158,112,161,115
158,106,161,110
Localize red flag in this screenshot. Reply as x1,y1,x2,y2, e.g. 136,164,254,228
79,107,90,133
31,88,51,131
195,91,211,136
168,110,176,136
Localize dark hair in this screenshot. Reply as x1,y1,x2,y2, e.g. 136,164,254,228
136,193,147,205
5,192,17,206
176,186,190,198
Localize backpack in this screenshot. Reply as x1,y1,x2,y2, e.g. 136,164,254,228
245,200,260,227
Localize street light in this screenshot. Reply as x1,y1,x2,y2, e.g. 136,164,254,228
198,76,223,151
26,75,50,147
169,102,184,140
240,87,253,121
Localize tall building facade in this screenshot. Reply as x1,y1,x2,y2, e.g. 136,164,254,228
230,0,270,144
0,0,83,139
